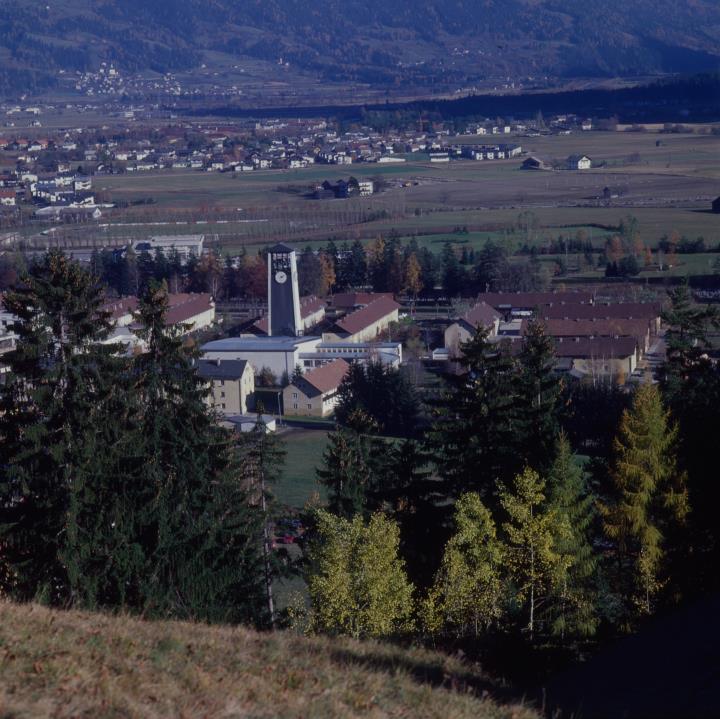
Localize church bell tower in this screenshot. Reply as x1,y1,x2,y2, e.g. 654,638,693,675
267,243,302,336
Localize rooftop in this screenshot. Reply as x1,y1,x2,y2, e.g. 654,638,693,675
201,336,320,353
334,296,400,336
197,358,250,380
296,358,350,395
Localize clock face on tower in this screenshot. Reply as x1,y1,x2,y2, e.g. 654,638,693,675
275,270,287,284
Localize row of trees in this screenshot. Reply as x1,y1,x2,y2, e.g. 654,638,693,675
301,291,717,646
0,252,281,624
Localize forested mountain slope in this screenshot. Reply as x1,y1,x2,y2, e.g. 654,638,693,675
2,0,719,96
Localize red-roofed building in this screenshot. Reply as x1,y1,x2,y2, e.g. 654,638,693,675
330,292,394,314
0,189,16,207
329,296,400,342
102,293,215,335
283,358,350,417
253,295,325,335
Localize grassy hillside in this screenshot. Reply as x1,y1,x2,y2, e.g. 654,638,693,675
0,602,538,719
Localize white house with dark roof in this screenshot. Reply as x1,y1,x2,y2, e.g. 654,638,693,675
567,155,592,170
283,358,350,417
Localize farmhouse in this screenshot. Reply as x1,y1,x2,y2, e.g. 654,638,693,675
522,156,552,171
567,155,592,170
0,189,16,206
197,358,255,416
283,358,349,418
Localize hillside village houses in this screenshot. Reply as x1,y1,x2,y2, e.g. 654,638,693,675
440,291,661,382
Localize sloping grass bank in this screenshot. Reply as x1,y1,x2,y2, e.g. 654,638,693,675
0,602,538,719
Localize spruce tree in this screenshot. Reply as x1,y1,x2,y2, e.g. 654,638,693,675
601,384,688,625
516,318,561,473
316,410,385,519
378,439,442,586
0,251,125,605
235,415,286,627
659,284,720,593
131,282,267,623
432,327,520,506
545,433,598,640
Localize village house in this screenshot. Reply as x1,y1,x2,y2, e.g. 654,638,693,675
325,296,401,343
0,189,16,206
102,292,216,336
283,358,349,418
198,358,255,416
444,302,501,360
567,155,592,170
554,337,639,380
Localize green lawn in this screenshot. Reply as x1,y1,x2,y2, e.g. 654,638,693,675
274,429,329,509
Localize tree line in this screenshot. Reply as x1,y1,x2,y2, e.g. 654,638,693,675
296,287,720,654
2,254,719,673
0,251,283,625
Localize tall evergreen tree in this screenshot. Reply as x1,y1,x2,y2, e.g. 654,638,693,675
545,433,599,640
0,251,125,605
601,384,689,625
130,282,267,623
316,411,384,519
516,318,561,473
235,416,286,627
659,284,720,593
431,327,520,507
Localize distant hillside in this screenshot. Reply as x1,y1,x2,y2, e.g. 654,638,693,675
0,601,538,718
2,0,720,97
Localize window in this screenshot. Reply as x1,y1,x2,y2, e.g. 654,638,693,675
293,403,298,409
220,391,225,398
221,403,225,409
292,392,298,399
307,403,312,409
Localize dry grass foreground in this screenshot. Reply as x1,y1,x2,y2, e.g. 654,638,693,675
0,602,538,719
